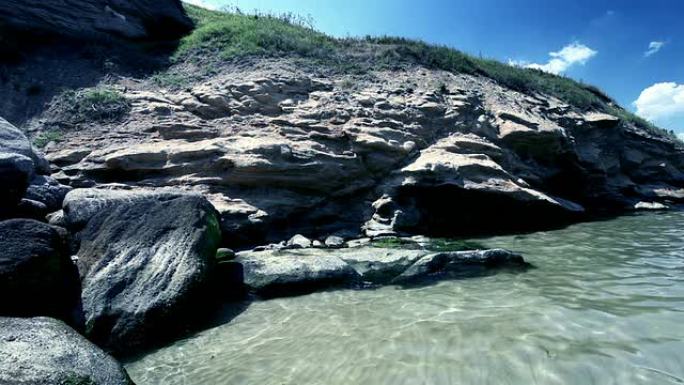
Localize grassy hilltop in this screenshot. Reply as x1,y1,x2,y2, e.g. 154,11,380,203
159,4,674,139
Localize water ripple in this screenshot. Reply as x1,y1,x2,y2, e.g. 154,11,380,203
127,211,684,385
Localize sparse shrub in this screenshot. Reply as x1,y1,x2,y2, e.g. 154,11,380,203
33,129,63,148
337,77,355,89
151,72,189,89
52,87,130,123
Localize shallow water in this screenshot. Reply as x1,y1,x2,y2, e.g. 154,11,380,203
127,211,684,385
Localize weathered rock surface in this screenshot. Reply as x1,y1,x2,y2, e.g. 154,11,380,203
0,0,192,41
0,116,48,171
62,188,221,353
0,317,134,385
0,219,79,320
24,62,684,246
235,249,360,296
235,245,526,296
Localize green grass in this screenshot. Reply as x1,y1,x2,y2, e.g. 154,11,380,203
366,36,606,110
33,129,63,148
174,4,676,141
151,71,189,88
52,87,130,123
176,5,335,60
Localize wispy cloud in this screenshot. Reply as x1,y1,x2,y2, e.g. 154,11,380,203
183,0,217,10
509,42,598,75
634,82,684,122
644,41,665,57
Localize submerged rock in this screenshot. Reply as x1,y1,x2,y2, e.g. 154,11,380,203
334,247,427,283
0,317,134,385
63,188,221,353
393,249,528,284
0,219,79,320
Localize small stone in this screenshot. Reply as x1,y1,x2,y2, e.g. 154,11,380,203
634,201,668,210
216,248,236,261
346,237,371,248
402,141,416,152
324,235,345,248
287,234,312,248
312,240,323,247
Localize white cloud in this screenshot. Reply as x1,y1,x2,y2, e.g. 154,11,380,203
509,42,597,75
644,41,665,57
634,82,684,122
525,42,598,75
183,0,217,10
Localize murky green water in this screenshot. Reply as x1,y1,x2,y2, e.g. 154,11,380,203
127,211,684,385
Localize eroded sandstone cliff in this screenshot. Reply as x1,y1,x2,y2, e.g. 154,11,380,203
24,60,684,247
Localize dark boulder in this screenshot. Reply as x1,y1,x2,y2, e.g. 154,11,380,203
63,188,221,353
0,219,80,320
25,174,73,212
0,153,33,214
0,0,193,41
0,317,134,385
0,117,63,218
0,116,48,172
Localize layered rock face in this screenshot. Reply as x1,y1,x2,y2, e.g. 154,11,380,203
0,0,192,40
0,317,134,385
62,189,221,353
40,63,684,246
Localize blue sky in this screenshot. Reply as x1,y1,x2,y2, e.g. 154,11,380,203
186,0,684,135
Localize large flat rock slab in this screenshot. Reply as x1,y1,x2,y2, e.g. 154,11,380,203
234,246,528,297
235,249,360,296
